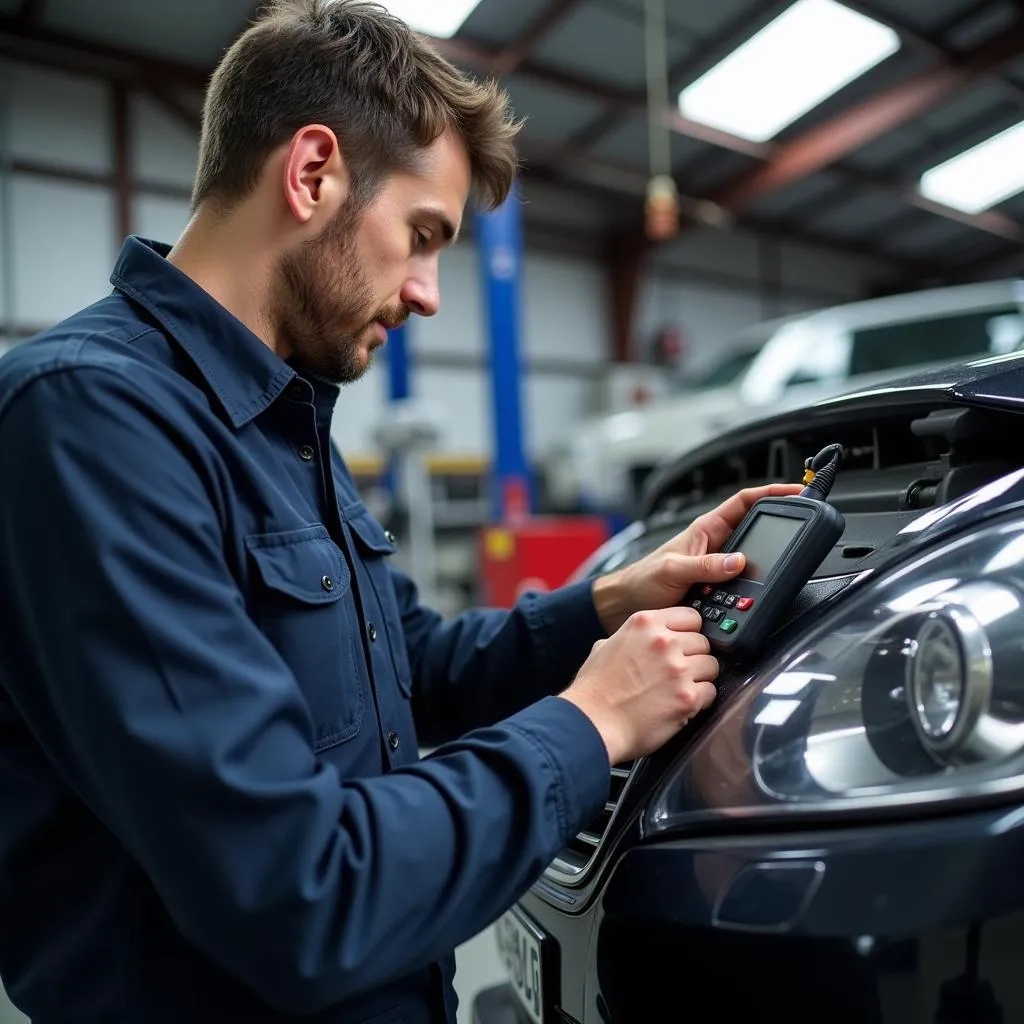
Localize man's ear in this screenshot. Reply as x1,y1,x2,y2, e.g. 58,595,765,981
281,124,349,228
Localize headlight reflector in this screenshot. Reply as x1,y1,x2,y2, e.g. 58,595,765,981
908,612,966,744
645,519,1024,835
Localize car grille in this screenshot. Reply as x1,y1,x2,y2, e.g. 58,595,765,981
549,760,635,881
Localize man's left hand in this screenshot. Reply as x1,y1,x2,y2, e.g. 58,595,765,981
592,483,804,634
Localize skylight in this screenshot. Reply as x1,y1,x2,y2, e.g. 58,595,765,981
677,0,900,143
379,0,483,39
919,121,1024,214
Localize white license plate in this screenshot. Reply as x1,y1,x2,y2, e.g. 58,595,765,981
495,906,545,1024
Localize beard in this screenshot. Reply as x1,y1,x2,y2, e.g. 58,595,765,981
272,200,408,385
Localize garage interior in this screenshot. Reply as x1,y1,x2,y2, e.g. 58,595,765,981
2,0,1024,1020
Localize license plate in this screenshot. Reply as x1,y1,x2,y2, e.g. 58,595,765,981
495,906,546,1024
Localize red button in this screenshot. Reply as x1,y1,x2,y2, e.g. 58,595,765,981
702,585,714,596
736,597,754,611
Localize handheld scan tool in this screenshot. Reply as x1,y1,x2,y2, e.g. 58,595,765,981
685,444,846,660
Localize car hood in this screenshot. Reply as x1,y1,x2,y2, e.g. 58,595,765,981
812,350,1024,411
641,351,1024,520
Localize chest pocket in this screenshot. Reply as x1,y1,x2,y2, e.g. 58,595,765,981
345,507,414,699
245,525,364,752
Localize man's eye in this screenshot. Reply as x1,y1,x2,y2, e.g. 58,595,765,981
414,231,430,251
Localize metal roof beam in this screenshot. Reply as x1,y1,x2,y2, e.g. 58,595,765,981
569,0,787,149
491,0,582,77
520,146,941,278
708,21,1024,212
0,15,210,86
843,0,1024,108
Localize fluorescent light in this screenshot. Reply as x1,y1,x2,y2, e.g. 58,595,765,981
678,0,900,143
919,121,1024,214
379,0,483,38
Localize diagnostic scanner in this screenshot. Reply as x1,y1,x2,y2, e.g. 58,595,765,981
684,444,846,661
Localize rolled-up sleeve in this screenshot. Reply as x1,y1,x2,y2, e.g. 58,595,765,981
0,364,610,1015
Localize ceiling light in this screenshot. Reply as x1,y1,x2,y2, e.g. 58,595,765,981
378,0,483,38
919,121,1024,214
678,0,900,143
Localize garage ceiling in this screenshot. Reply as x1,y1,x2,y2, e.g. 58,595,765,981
2,0,1024,292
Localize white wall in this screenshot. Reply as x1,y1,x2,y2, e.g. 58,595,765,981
0,56,896,467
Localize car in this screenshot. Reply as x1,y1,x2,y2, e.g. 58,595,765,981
543,278,1024,518
477,347,1024,1024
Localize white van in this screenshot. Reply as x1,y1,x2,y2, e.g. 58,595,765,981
545,279,1024,514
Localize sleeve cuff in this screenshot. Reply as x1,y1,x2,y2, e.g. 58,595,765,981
525,579,608,682
505,694,611,843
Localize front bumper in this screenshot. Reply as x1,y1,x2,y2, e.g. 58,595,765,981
482,802,1024,1024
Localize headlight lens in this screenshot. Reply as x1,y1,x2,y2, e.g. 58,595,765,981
645,518,1024,835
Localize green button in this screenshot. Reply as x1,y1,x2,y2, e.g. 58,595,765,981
720,618,738,634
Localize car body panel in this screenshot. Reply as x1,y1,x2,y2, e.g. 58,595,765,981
481,350,1024,1024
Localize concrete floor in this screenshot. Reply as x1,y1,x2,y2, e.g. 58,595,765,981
456,925,510,1023
0,928,509,1023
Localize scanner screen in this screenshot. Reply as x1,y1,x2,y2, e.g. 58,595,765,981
738,514,803,582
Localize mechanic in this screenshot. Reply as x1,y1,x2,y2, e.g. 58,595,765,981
0,2,801,1022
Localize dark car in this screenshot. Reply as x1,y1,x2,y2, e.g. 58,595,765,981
475,350,1024,1024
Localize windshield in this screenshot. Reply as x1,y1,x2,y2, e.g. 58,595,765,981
849,305,1024,376
692,347,760,388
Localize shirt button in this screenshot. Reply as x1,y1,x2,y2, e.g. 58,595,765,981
321,575,334,592
367,622,378,642
388,731,400,751
299,444,315,462
385,530,397,544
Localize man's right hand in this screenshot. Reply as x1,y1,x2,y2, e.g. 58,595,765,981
560,607,718,765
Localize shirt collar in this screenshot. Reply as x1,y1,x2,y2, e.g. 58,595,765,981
110,236,298,429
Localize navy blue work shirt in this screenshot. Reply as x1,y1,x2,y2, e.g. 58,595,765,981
0,237,611,1023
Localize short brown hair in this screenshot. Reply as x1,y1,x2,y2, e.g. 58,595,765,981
193,0,522,214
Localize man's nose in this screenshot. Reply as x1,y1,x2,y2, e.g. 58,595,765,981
400,273,440,318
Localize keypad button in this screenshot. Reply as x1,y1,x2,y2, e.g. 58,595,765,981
713,591,727,605
702,585,714,596
690,599,703,611
706,608,725,623
720,618,738,634
724,594,738,608
736,597,755,611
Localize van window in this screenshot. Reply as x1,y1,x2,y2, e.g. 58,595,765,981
849,306,1024,377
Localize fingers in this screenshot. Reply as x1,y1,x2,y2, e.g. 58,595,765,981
660,550,746,588
683,655,719,685
631,606,702,633
678,630,712,656
681,679,718,720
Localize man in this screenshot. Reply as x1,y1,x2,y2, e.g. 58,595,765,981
0,2,799,1021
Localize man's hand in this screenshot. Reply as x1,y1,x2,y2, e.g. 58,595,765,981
561,607,719,764
592,483,804,634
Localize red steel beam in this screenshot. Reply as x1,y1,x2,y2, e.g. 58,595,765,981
112,82,132,243
710,22,1024,212
606,229,648,363
492,0,582,77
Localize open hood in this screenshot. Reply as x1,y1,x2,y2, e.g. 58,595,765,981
641,352,1024,523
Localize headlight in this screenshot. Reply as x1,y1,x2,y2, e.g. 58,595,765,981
645,517,1024,835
